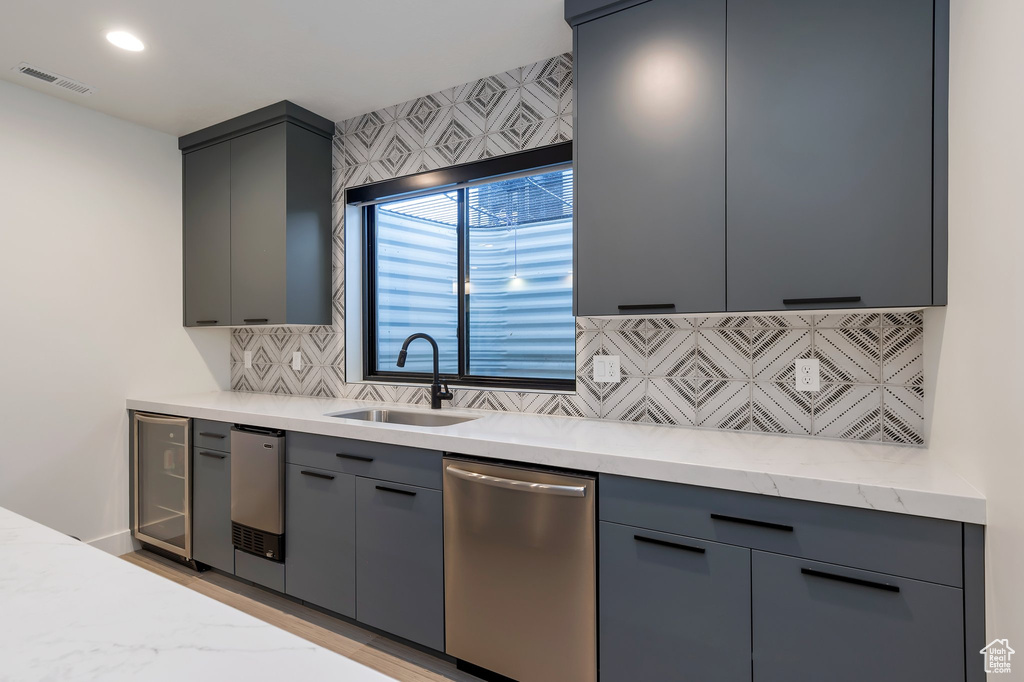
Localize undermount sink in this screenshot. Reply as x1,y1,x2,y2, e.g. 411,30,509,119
327,408,479,427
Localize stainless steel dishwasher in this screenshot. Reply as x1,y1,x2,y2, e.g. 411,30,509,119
443,458,596,682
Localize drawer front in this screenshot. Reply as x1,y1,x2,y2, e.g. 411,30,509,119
234,549,284,592
285,464,356,618
752,552,964,682
192,448,233,573
286,432,442,490
194,419,232,452
600,474,963,587
600,521,751,682
356,477,444,651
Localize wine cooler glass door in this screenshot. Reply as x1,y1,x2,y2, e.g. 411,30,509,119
134,412,191,557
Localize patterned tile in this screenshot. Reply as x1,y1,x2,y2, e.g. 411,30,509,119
703,316,750,329
562,391,601,419
695,379,751,430
423,105,455,149
881,326,923,385
752,329,812,382
321,365,346,397
813,384,882,441
263,333,301,364
559,114,573,140
521,80,560,120
394,386,431,406
523,54,572,100
486,88,521,134
395,93,447,121
573,372,606,414
646,328,697,377
883,386,925,445
749,314,813,328
348,383,397,403
647,377,697,426
813,313,881,328
332,135,360,170
453,390,521,412
521,392,563,415
882,311,924,327
575,317,606,332
301,367,337,399
601,377,648,422
695,329,752,380
602,330,646,377
752,383,812,435
814,327,882,383
300,332,344,366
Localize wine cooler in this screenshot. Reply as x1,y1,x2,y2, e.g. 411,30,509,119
133,412,192,559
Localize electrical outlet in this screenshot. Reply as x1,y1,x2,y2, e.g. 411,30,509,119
593,355,621,383
795,358,820,392
292,351,302,371
244,350,253,369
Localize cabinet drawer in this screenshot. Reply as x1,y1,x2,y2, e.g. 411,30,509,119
234,549,284,592
600,474,963,587
286,432,442,490
194,419,232,452
752,552,964,682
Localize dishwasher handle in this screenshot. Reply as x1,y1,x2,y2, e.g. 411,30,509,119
445,465,587,498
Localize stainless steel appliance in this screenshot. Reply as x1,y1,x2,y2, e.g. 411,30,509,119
443,458,597,682
230,426,285,561
133,412,192,559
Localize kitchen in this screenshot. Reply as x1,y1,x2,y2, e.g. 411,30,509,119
0,1,1020,681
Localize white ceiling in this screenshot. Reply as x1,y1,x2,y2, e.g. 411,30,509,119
0,0,571,137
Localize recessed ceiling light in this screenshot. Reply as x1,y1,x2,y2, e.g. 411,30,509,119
106,31,145,52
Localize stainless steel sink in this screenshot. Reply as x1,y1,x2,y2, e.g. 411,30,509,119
327,408,479,427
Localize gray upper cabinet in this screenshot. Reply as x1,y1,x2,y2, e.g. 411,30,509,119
180,101,333,327
726,0,936,312
573,0,726,316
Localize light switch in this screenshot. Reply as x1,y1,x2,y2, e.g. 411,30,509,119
292,351,303,371
593,355,621,383
244,350,253,369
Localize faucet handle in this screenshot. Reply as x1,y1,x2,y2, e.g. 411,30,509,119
439,382,454,402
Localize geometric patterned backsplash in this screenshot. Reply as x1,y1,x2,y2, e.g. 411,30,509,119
229,52,926,446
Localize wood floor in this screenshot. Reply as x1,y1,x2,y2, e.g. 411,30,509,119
121,550,481,682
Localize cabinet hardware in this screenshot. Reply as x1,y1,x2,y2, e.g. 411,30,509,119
634,534,706,554
376,485,416,496
710,513,794,532
300,470,335,480
243,318,269,324
198,432,226,439
336,453,374,462
194,320,219,325
197,451,225,459
801,568,900,593
782,296,862,306
617,303,676,311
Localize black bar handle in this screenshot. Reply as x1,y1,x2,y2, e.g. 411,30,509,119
301,470,335,480
199,432,226,439
801,568,900,593
617,303,676,311
711,513,794,532
197,451,226,459
376,485,416,496
243,318,269,324
782,296,862,306
194,320,219,325
634,534,706,554
337,453,374,462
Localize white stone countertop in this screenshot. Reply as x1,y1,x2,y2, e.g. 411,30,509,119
0,506,394,682
127,391,986,524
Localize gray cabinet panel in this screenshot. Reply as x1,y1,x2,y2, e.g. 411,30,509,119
284,464,356,618
356,478,444,651
600,521,751,682
574,0,726,315
192,448,233,573
726,0,934,311
284,125,332,326
234,549,284,592
183,142,231,327
752,552,964,682
193,419,231,452
286,432,442,490
230,124,288,325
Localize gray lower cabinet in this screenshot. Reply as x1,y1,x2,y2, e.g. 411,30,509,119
599,521,751,682
191,447,233,573
573,0,726,316
355,477,444,651
284,464,356,618
752,552,964,682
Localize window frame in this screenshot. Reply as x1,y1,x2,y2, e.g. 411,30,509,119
353,142,574,392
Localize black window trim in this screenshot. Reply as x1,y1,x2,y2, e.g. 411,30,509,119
356,142,575,392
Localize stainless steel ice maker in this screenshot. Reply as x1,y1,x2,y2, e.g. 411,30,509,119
230,425,285,561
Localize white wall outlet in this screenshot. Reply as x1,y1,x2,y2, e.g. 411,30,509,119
292,351,302,371
795,358,820,392
593,355,621,384
244,350,253,369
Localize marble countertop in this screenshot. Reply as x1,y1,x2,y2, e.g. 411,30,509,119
127,391,986,524
0,506,394,682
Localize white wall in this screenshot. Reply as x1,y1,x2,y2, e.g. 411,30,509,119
926,0,1024,648
0,80,229,553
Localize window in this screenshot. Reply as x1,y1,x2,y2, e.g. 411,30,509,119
356,144,574,390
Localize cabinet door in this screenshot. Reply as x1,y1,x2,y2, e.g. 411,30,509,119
574,0,726,316
230,124,287,325
183,142,231,327
600,521,751,682
285,464,356,618
356,477,443,651
752,552,964,682
192,448,233,573
727,0,934,311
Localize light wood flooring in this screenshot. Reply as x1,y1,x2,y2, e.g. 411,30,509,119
121,550,480,682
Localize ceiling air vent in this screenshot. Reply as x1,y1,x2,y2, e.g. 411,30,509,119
11,62,95,96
